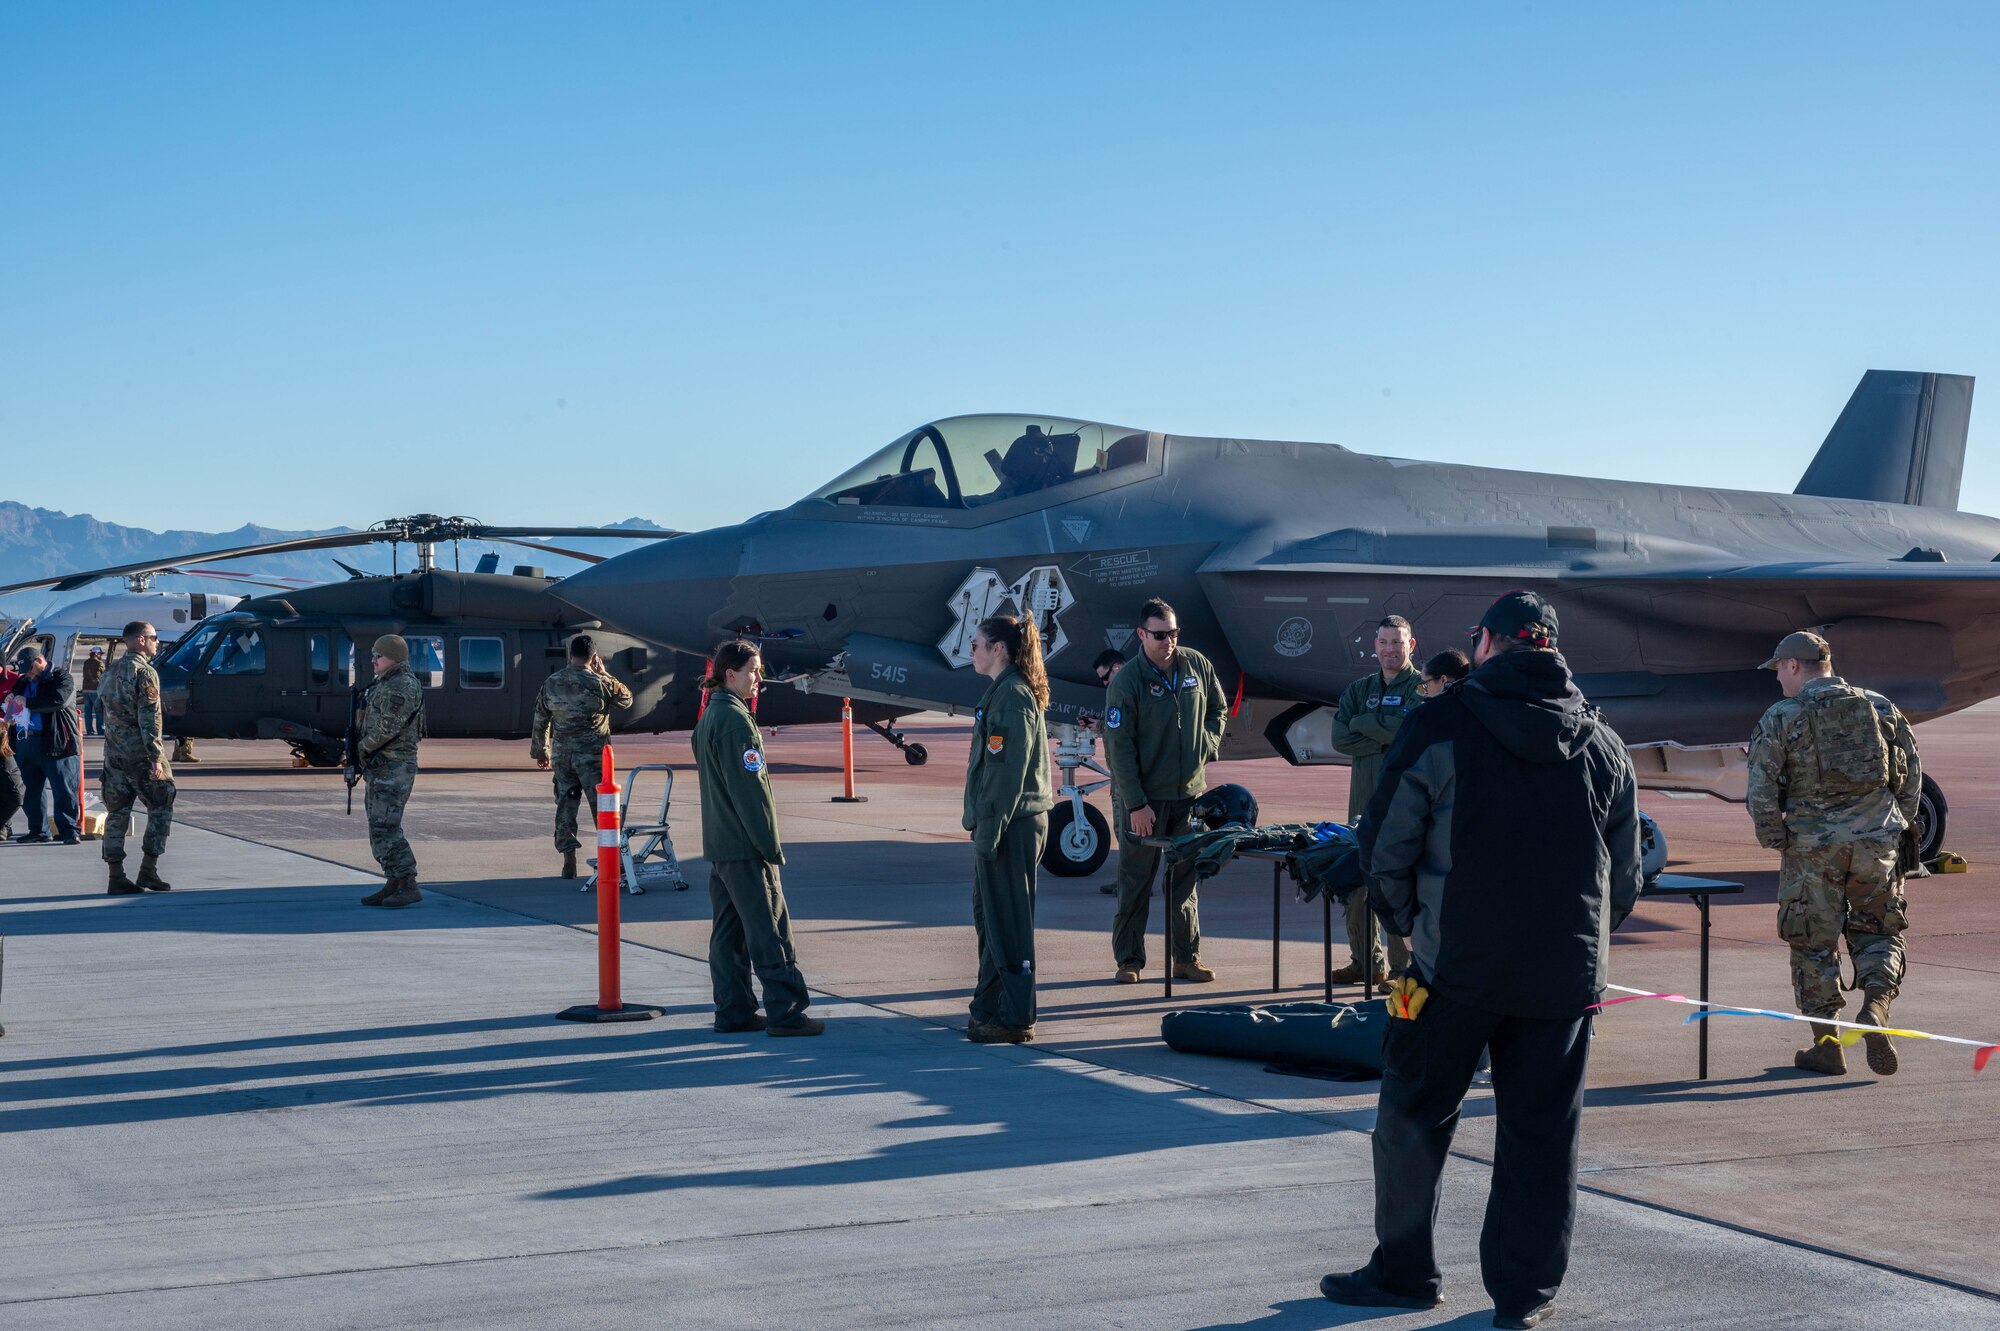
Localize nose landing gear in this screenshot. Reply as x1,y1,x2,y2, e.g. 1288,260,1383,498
864,718,928,765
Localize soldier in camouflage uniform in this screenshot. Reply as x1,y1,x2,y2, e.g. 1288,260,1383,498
356,635,427,909
531,635,634,879
99,621,176,895
1747,631,1922,1077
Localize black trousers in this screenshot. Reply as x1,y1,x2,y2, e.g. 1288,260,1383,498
1363,986,1592,1317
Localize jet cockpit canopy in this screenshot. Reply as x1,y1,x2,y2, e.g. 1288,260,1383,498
810,414,1152,510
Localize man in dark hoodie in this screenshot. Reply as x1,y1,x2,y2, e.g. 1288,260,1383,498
1321,591,1642,1331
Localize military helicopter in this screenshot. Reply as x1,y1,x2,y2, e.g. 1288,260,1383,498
1,515,919,765
554,370,1980,875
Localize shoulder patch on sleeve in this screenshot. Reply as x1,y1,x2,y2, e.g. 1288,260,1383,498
742,748,765,774
1105,706,1122,729
986,734,1005,755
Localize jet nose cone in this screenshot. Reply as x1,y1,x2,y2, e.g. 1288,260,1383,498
556,526,747,653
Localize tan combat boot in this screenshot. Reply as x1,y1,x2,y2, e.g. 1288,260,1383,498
106,861,143,896
380,876,423,909
1858,988,1899,1076
1793,1022,1847,1075
1172,958,1217,983
560,850,577,880
359,877,397,907
136,853,172,892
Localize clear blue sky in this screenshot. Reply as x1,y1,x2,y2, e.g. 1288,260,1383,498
5,3,1998,534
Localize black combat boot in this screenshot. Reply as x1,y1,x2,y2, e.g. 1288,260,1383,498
106,861,143,896
1859,987,1900,1076
1793,1021,1847,1075
137,853,172,892
360,876,397,907
380,876,423,908
560,850,577,879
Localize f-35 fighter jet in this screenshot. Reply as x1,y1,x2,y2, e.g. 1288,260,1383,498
557,370,1979,869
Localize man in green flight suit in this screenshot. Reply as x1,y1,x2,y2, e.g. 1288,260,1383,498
1329,615,1421,984
530,634,634,879
1102,597,1229,984
356,635,427,909
1747,631,1922,1076
691,640,822,1037
98,621,176,894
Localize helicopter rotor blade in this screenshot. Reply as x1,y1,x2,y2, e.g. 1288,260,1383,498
0,531,385,596
473,526,681,541
482,537,618,566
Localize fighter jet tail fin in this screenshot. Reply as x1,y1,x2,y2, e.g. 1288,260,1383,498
1795,370,1974,509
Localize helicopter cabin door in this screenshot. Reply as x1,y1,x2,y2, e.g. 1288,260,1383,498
384,632,517,738
304,631,358,733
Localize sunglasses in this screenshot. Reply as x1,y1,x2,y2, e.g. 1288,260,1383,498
1142,628,1179,642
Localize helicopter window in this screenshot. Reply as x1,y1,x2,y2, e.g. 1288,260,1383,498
407,635,446,688
207,628,266,676
459,636,505,689
309,634,356,688
808,416,1148,509
163,625,222,672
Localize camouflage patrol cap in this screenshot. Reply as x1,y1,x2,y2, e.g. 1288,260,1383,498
371,634,410,664
1760,630,1831,670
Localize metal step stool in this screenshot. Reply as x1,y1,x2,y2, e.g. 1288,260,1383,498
587,763,689,893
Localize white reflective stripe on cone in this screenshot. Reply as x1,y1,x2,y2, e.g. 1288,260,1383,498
598,794,619,812
598,830,620,847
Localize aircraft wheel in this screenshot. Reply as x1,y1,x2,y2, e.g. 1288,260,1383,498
294,741,344,769
904,743,928,766
1042,801,1110,877
1914,774,1948,864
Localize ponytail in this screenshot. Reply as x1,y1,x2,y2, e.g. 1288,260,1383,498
978,614,1050,710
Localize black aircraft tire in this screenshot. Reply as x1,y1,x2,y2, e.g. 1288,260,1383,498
1042,801,1110,878
904,743,928,766
1915,774,1948,864
297,742,344,770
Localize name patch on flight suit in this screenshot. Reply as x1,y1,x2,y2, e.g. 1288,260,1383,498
986,734,1005,755
1382,695,1403,707
742,748,765,774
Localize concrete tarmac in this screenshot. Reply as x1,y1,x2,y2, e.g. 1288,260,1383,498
1,713,1996,1328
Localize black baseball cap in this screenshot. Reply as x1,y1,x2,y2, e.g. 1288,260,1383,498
1471,590,1559,648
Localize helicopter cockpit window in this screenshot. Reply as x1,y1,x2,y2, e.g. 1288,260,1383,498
459,636,505,689
808,416,1150,509
406,635,446,688
207,628,266,677
164,624,221,672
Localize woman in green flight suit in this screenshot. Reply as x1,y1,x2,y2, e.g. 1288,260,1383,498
962,614,1055,1044
691,640,823,1037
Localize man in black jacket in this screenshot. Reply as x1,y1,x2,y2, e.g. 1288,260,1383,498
1322,591,1642,1330
9,646,84,844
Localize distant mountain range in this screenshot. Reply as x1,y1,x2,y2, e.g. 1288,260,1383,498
0,502,666,614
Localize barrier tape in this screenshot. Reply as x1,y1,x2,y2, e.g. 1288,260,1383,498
1594,985,1999,1074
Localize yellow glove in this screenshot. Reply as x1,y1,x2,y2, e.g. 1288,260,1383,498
1384,975,1429,1020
